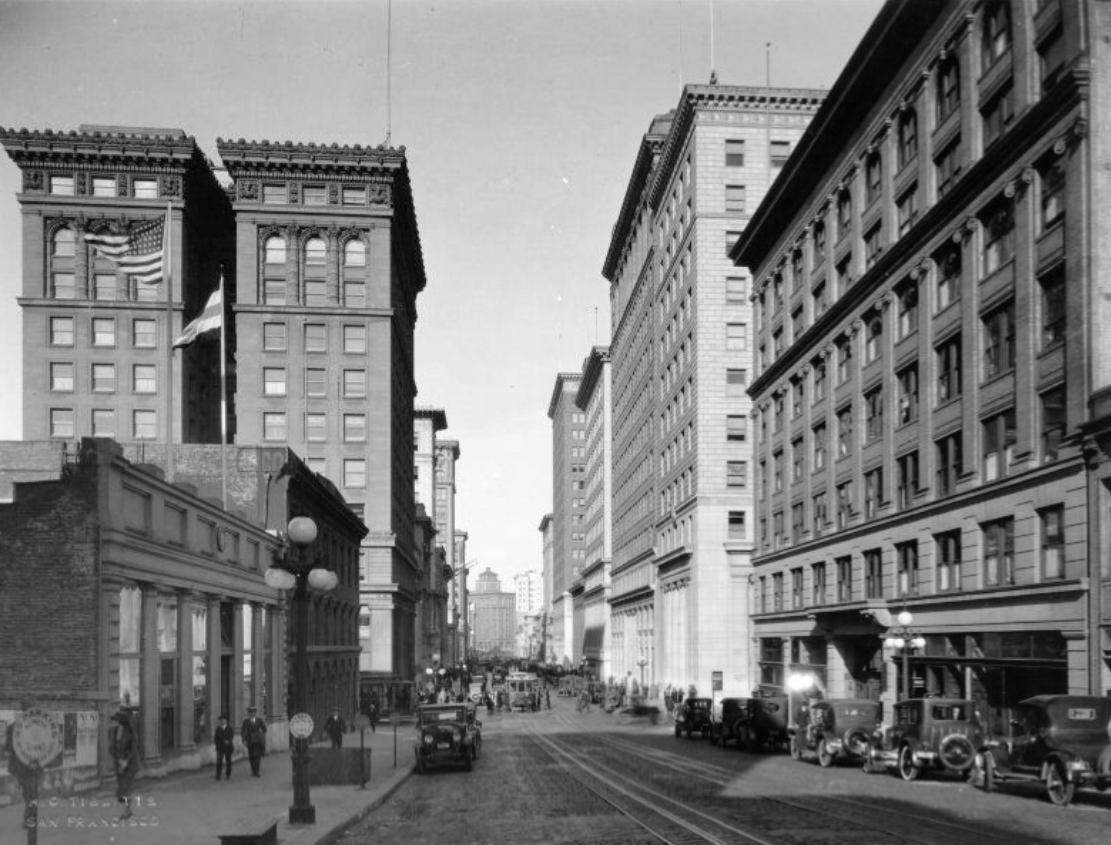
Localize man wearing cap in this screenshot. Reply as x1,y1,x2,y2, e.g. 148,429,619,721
325,708,345,748
109,711,139,818
214,714,234,780
241,707,267,777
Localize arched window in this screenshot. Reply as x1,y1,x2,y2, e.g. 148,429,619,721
303,236,327,306
263,235,286,305
50,227,75,299
342,239,366,308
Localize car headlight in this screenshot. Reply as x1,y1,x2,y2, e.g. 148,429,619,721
423,735,434,745
451,729,461,741
1066,760,1090,773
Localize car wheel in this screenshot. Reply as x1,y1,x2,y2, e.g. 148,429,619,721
674,723,682,738
1046,762,1074,806
789,736,802,761
817,738,834,768
897,745,920,781
974,752,994,793
939,734,974,772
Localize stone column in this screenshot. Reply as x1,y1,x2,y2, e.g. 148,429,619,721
251,602,265,711
230,600,245,724
206,596,222,744
176,591,195,752
139,585,160,765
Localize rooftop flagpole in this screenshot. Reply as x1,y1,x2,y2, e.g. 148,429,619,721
218,269,228,510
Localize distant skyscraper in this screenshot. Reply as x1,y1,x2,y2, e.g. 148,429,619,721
547,372,584,666
513,570,543,614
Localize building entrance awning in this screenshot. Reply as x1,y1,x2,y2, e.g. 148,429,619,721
581,626,604,659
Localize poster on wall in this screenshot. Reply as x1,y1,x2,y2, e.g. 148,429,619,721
75,712,98,767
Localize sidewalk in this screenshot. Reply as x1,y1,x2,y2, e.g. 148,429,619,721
1,726,412,845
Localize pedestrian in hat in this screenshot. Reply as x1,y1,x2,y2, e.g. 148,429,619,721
213,714,234,780
109,711,139,819
325,708,345,748
241,707,267,777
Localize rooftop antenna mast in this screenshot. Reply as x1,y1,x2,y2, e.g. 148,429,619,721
384,0,393,146
709,0,717,84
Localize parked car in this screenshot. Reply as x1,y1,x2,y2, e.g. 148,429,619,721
740,693,791,752
674,697,713,739
413,702,482,773
863,697,982,781
790,698,881,767
970,695,1111,806
709,697,750,748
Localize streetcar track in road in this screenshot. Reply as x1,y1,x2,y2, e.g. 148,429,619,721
593,733,1033,845
530,728,779,845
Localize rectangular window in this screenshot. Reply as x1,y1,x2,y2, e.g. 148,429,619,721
262,411,287,441
133,318,156,348
306,412,326,442
343,369,366,398
343,458,367,488
896,364,918,425
725,369,747,399
898,109,919,168
262,184,287,204
1041,385,1066,462
837,405,853,458
936,139,961,198
343,324,367,354
1040,505,1065,579
836,337,852,384
132,364,156,394
896,451,919,509
50,175,74,195
936,335,962,402
981,0,1012,73
1040,269,1065,349
936,432,963,497
1040,158,1065,230
865,548,883,599
342,186,366,206
865,153,882,205
836,256,853,295
982,300,1015,378
837,190,852,240
813,280,828,318
1039,26,1065,93
772,571,784,610
865,315,882,362
93,317,116,347
982,517,1015,586
836,481,853,529
770,140,791,168
812,357,826,400
836,555,852,602
300,323,325,353
92,408,116,437
813,220,827,257
726,323,747,351
812,562,826,606
263,367,286,397
727,461,748,488
726,276,746,302
92,177,116,197
725,185,746,213
791,566,804,608
936,246,961,310
864,387,883,443
792,379,804,418
727,511,746,540
897,186,918,236
305,368,326,398
50,362,74,392
772,451,783,491
726,414,746,442
864,225,883,269
792,437,805,482
896,541,918,597
50,408,74,438
94,273,117,300
982,200,1015,276
864,467,883,518
52,273,75,300
812,492,828,536
263,322,287,351
812,422,826,470
132,178,157,199
936,530,962,591
725,139,745,167
133,409,157,440
343,413,367,442
896,281,918,339
92,363,116,392
303,185,327,205
981,85,1014,148
982,408,1016,481
725,231,742,257
937,58,960,122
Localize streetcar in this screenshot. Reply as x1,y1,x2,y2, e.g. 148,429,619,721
506,671,540,711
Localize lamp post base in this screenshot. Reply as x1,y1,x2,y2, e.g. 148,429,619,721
289,804,316,825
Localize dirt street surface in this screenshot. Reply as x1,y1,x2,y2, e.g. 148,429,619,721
335,696,1111,845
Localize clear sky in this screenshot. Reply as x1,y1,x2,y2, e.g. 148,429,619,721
0,0,883,590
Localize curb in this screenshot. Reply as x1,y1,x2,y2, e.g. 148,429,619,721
312,765,414,845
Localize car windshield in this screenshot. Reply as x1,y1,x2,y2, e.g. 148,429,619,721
423,709,464,723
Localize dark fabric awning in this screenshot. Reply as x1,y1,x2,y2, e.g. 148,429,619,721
581,626,604,658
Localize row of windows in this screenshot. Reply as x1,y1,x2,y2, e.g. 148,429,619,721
259,183,370,206
48,175,160,198
49,315,158,347
756,506,1066,614
50,407,157,440
48,227,162,302
50,361,157,393
723,138,792,170
261,366,367,398
261,410,369,444
261,321,371,354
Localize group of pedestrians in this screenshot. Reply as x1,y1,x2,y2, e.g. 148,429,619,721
212,706,268,779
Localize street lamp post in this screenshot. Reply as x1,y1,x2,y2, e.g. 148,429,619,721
637,654,648,690
264,516,338,825
884,609,926,701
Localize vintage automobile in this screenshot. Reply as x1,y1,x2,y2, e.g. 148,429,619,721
863,697,982,781
739,693,792,752
969,695,1111,806
708,697,749,748
674,697,713,739
413,702,482,773
790,698,881,767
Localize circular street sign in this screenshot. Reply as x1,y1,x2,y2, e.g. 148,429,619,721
389,713,401,727
12,707,62,767
289,712,314,739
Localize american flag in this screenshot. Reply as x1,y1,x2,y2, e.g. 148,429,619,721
83,214,166,284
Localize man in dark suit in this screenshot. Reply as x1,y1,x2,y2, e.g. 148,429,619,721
109,711,139,818
240,707,267,777
213,714,234,780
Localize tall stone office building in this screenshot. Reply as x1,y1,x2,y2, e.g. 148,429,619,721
547,371,585,667
737,0,1111,722
414,407,450,672
602,85,823,696
216,138,427,685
